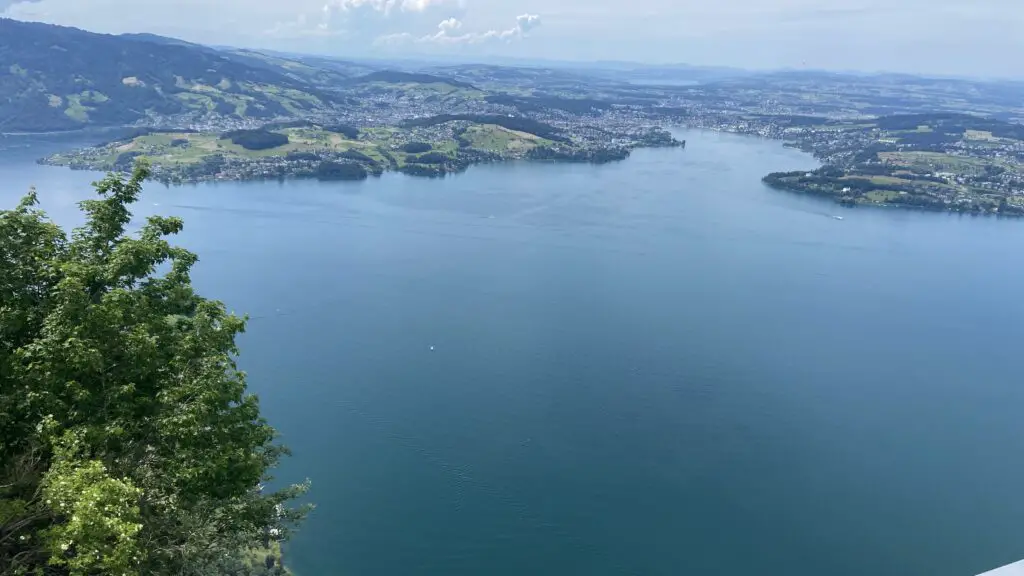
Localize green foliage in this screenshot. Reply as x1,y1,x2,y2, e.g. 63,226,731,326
222,130,290,151
316,161,368,181
339,149,377,165
324,124,360,140
0,162,309,575
405,151,449,165
401,114,570,143
401,142,432,154
41,432,143,576
527,145,630,164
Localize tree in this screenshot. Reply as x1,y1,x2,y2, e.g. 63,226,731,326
221,130,290,151
316,161,368,181
0,162,308,575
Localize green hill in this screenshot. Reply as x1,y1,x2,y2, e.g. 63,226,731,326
0,19,338,132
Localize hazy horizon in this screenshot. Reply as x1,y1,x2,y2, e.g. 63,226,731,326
242,50,1023,83
3,0,1023,80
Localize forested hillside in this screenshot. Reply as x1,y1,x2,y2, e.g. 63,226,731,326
0,19,335,131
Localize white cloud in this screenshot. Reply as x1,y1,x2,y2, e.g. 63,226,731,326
329,0,397,15
266,11,345,37
514,12,540,34
2,0,1022,77
437,16,461,32
402,0,460,12
377,12,541,45
323,0,455,16
315,0,462,37
0,0,40,13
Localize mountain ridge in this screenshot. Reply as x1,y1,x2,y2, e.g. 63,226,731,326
0,18,338,132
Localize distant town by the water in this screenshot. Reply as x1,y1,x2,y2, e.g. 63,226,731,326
3,16,1019,216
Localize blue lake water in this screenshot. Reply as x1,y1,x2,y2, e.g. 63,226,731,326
4,130,1024,576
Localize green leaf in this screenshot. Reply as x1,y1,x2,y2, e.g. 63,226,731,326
1,161,309,575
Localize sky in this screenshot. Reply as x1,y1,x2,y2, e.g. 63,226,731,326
3,0,1023,78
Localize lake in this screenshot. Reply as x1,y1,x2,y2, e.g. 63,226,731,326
4,130,1024,576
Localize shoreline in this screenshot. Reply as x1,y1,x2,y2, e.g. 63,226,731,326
45,123,1018,219
38,149,647,186
761,178,1024,218
36,127,685,186
680,121,1024,219
2,125,137,137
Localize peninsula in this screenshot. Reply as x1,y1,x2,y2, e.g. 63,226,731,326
9,18,1024,215
755,113,1024,215
38,120,684,184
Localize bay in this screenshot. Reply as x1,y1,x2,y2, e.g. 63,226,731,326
4,130,1024,576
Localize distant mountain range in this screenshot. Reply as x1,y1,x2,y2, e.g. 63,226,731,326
6,17,1019,135
0,19,347,132
348,70,479,90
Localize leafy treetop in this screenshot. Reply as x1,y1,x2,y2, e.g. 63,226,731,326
0,162,308,575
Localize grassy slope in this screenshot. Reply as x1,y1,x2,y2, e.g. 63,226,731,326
878,151,1016,175
0,19,334,130
111,129,373,162
463,124,553,152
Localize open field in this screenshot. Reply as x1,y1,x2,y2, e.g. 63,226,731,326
865,190,903,202
463,124,552,152
880,151,1015,174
